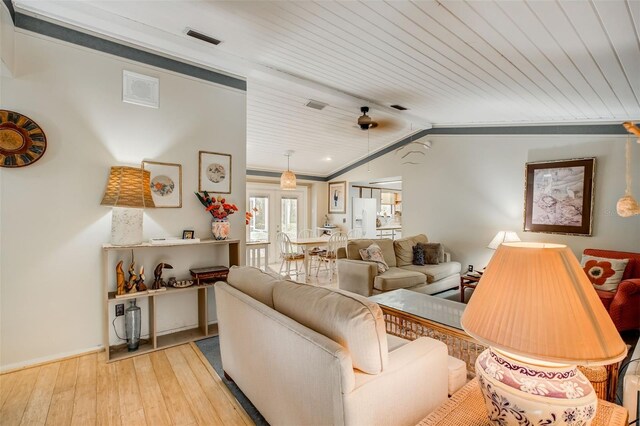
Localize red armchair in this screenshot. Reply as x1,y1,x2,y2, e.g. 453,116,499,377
584,248,640,332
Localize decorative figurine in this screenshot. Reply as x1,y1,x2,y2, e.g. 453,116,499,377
136,266,147,292
152,263,173,290
126,257,138,294
116,260,126,296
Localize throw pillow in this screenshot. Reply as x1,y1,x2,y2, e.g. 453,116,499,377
359,243,389,273
412,245,425,266
419,242,444,265
580,255,629,292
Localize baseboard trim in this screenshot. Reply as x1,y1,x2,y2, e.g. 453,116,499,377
1,346,104,374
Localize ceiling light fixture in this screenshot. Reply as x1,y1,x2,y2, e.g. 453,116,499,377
280,150,296,191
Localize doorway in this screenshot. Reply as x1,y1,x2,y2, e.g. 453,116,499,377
247,183,308,261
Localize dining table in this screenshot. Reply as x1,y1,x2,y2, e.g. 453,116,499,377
289,235,331,282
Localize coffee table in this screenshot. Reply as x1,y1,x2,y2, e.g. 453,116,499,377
370,289,485,375
370,289,621,400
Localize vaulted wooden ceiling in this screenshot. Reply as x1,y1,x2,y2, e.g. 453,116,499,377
13,0,640,175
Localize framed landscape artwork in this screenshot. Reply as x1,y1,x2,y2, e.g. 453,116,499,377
142,160,182,208
328,181,347,214
199,151,231,193
523,158,595,236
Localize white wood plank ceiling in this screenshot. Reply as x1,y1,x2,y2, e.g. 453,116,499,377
14,0,640,176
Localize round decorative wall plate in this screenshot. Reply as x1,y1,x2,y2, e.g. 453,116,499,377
0,110,47,168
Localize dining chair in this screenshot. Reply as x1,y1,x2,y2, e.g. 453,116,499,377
298,229,321,276
276,232,305,277
317,231,348,281
347,228,364,239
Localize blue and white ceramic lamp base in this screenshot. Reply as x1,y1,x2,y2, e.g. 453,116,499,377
476,348,597,426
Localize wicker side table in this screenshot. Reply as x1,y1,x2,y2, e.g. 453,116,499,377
417,378,628,426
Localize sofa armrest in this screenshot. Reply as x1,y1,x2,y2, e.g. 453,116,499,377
347,337,449,426
609,278,640,331
337,259,378,296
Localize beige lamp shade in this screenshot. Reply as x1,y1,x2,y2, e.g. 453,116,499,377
461,242,627,365
100,166,155,208
487,231,520,249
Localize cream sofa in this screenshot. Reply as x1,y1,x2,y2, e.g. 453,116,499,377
337,234,461,297
215,266,451,426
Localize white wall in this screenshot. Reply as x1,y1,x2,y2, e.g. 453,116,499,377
332,134,640,269
0,31,246,369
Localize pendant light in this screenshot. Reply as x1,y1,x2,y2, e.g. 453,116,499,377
616,135,640,217
280,150,297,191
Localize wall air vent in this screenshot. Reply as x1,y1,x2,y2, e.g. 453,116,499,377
390,104,408,111
305,100,328,110
122,70,159,108
186,29,222,46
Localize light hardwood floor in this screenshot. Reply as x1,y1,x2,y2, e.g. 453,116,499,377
0,343,253,426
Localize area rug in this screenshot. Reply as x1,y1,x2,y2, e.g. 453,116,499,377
196,337,269,426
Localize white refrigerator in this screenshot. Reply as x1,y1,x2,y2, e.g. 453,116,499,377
351,198,377,239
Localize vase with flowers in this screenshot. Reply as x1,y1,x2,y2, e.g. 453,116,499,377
194,192,239,240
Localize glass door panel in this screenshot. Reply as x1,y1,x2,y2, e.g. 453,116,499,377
249,196,269,242
280,197,298,239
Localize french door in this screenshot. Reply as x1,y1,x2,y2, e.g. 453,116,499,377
247,184,307,261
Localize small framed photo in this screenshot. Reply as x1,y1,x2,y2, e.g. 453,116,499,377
142,161,182,208
524,158,595,236
182,230,195,239
328,181,347,214
199,151,231,193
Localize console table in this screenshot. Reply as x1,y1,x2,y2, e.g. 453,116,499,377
417,378,628,426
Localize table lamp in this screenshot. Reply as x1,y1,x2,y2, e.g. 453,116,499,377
101,166,155,245
487,231,520,250
461,242,626,426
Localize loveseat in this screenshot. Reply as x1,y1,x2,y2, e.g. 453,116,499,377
337,234,461,297
215,266,451,426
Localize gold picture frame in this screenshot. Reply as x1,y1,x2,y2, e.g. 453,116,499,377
199,151,232,194
328,181,347,214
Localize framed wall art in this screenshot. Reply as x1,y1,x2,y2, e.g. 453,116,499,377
142,161,182,208
328,181,347,214
199,151,231,194
523,158,595,236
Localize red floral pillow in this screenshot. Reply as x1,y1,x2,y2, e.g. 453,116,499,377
580,255,629,292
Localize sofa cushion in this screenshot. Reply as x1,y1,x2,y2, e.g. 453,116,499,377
359,243,389,273
401,262,462,283
272,280,388,374
394,234,429,266
226,266,282,308
581,255,630,292
347,239,396,267
374,267,426,292
419,242,445,264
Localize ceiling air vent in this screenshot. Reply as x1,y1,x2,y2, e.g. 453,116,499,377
186,29,222,46
390,104,408,111
305,100,328,110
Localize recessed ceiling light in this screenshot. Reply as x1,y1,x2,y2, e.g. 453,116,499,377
324,156,332,161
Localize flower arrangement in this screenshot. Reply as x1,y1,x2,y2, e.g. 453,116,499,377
245,211,253,225
194,192,239,221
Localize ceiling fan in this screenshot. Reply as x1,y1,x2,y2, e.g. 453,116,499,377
356,106,399,131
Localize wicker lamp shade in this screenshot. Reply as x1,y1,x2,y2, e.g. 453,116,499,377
101,166,155,208
461,242,626,365
280,170,297,191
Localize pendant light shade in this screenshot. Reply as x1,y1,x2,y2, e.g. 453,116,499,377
280,151,297,191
